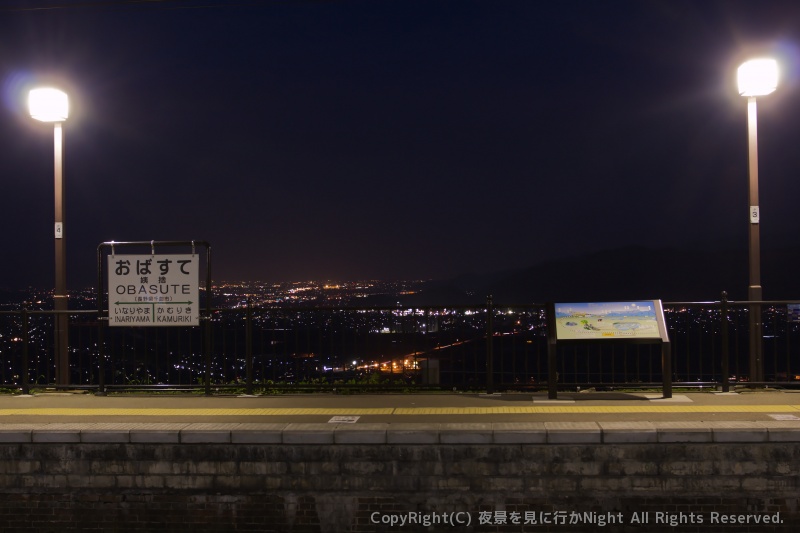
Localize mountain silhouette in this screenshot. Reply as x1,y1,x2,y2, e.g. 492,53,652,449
401,245,800,305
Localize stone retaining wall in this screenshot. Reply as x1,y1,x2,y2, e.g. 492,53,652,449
0,421,798,532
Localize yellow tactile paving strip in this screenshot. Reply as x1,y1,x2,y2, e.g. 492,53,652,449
0,405,798,417
0,408,394,417
393,405,800,415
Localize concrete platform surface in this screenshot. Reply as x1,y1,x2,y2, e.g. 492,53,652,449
0,390,799,442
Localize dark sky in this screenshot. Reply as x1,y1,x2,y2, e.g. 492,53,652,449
1,0,800,289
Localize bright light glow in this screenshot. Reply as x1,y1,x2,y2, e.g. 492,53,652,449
29,88,69,122
737,58,778,97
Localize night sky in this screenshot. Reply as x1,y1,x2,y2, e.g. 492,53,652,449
2,0,800,291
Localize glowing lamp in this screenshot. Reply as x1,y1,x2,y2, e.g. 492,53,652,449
737,59,778,97
29,88,69,122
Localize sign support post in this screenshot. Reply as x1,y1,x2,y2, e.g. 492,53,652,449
662,338,672,399
547,327,557,400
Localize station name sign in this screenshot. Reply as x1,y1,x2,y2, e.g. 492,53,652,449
108,254,199,327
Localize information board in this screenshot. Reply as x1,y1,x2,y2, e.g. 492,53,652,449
553,300,667,341
108,254,199,327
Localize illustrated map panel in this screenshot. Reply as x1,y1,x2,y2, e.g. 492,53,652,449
554,301,662,340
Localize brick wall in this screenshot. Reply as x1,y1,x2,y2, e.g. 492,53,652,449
0,435,798,532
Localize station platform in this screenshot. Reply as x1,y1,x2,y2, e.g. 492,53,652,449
0,389,799,444
2,388,800,423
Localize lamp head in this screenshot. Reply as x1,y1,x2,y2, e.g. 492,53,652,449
737,58,778,97
29,88,69,122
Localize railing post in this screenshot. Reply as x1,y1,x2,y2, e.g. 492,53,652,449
246,298,253,395
486,295,494,394
721,291,730,393
204,314,212,396
96,253,107,396
21,304,30,395
97,314,106,395
204,245,213,396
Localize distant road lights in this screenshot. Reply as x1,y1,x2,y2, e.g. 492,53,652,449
737,58,778,385
29,86,70,387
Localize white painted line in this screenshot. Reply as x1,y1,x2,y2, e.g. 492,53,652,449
643,394,692,403
769,414,800,421
328,415,360,424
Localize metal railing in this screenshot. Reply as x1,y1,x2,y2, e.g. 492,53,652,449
2,295,800,394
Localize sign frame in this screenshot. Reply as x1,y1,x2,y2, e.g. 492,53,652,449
546,300,672,400
95,240,212,395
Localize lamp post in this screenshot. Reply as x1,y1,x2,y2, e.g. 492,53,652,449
737,58,778,384
29,87,70,387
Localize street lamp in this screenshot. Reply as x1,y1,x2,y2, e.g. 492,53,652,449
737,58,778,384
29,87,70,387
